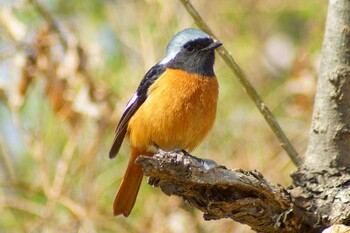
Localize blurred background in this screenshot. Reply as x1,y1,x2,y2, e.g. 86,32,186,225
0,0,327,232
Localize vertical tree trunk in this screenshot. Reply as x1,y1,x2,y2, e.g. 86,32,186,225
305,0,350,169
291,1,350,229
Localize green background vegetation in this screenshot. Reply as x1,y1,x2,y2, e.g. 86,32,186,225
0,0,327,232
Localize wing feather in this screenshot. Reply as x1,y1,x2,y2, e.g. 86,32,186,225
109,64,165,159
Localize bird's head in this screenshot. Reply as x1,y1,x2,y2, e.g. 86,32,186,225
159,28,222,76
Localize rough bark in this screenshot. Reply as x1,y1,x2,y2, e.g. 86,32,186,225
290,0,350,230
136,152,311,233
290,167,350,230
137,152,350,233
305,0,350,169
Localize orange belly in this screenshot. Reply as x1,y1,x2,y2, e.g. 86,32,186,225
127,68,219,152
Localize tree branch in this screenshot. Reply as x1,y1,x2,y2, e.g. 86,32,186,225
304,0,350,170
136,151,308,233
290,0,350,229
179,0,301,166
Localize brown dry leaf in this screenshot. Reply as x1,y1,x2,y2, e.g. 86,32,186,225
19,50,37,97
34,24,52,59
0,82,5,101
31,24,81,126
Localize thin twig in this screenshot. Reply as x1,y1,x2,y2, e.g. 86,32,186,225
0,134,16,181
29,0,68,50
0,44,27,61
179,0,301,166
45,129,79,218
5,196,46,217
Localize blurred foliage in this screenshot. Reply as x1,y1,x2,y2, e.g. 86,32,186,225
0,0,327,232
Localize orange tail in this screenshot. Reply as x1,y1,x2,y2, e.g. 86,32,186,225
113,148,144,217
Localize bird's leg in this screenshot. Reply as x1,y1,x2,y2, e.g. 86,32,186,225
181,149,203,163
153,143,165,154
181,149,192,157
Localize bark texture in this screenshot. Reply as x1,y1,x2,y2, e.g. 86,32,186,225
136,152,310,233
291,167,350,230
137,152,350,233
305,0,350,169
290,0,350,230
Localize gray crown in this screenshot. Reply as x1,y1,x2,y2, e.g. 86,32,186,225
159,28,211,65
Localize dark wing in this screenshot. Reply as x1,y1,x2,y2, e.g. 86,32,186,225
109,64,166,159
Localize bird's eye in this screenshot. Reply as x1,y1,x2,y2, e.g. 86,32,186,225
185,45,194,52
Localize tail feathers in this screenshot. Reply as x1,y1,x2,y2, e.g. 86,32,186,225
113,152,143,217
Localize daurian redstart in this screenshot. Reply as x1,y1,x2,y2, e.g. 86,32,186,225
109,28,222,217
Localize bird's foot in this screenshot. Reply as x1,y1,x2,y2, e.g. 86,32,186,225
181,150,204,164
181,150,217,171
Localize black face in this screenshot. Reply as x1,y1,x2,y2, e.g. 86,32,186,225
166,38,217,76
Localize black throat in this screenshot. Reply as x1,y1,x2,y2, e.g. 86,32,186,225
166,49,216,76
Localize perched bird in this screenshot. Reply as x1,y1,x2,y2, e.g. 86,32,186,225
109,28,222,217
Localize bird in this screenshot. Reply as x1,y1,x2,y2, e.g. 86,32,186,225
109,28,222,217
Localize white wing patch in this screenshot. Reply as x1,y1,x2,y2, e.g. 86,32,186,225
125,93,138,110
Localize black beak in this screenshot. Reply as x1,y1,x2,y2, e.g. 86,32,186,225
204,41,222,50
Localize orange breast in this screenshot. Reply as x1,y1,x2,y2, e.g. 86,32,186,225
127,68,219,152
